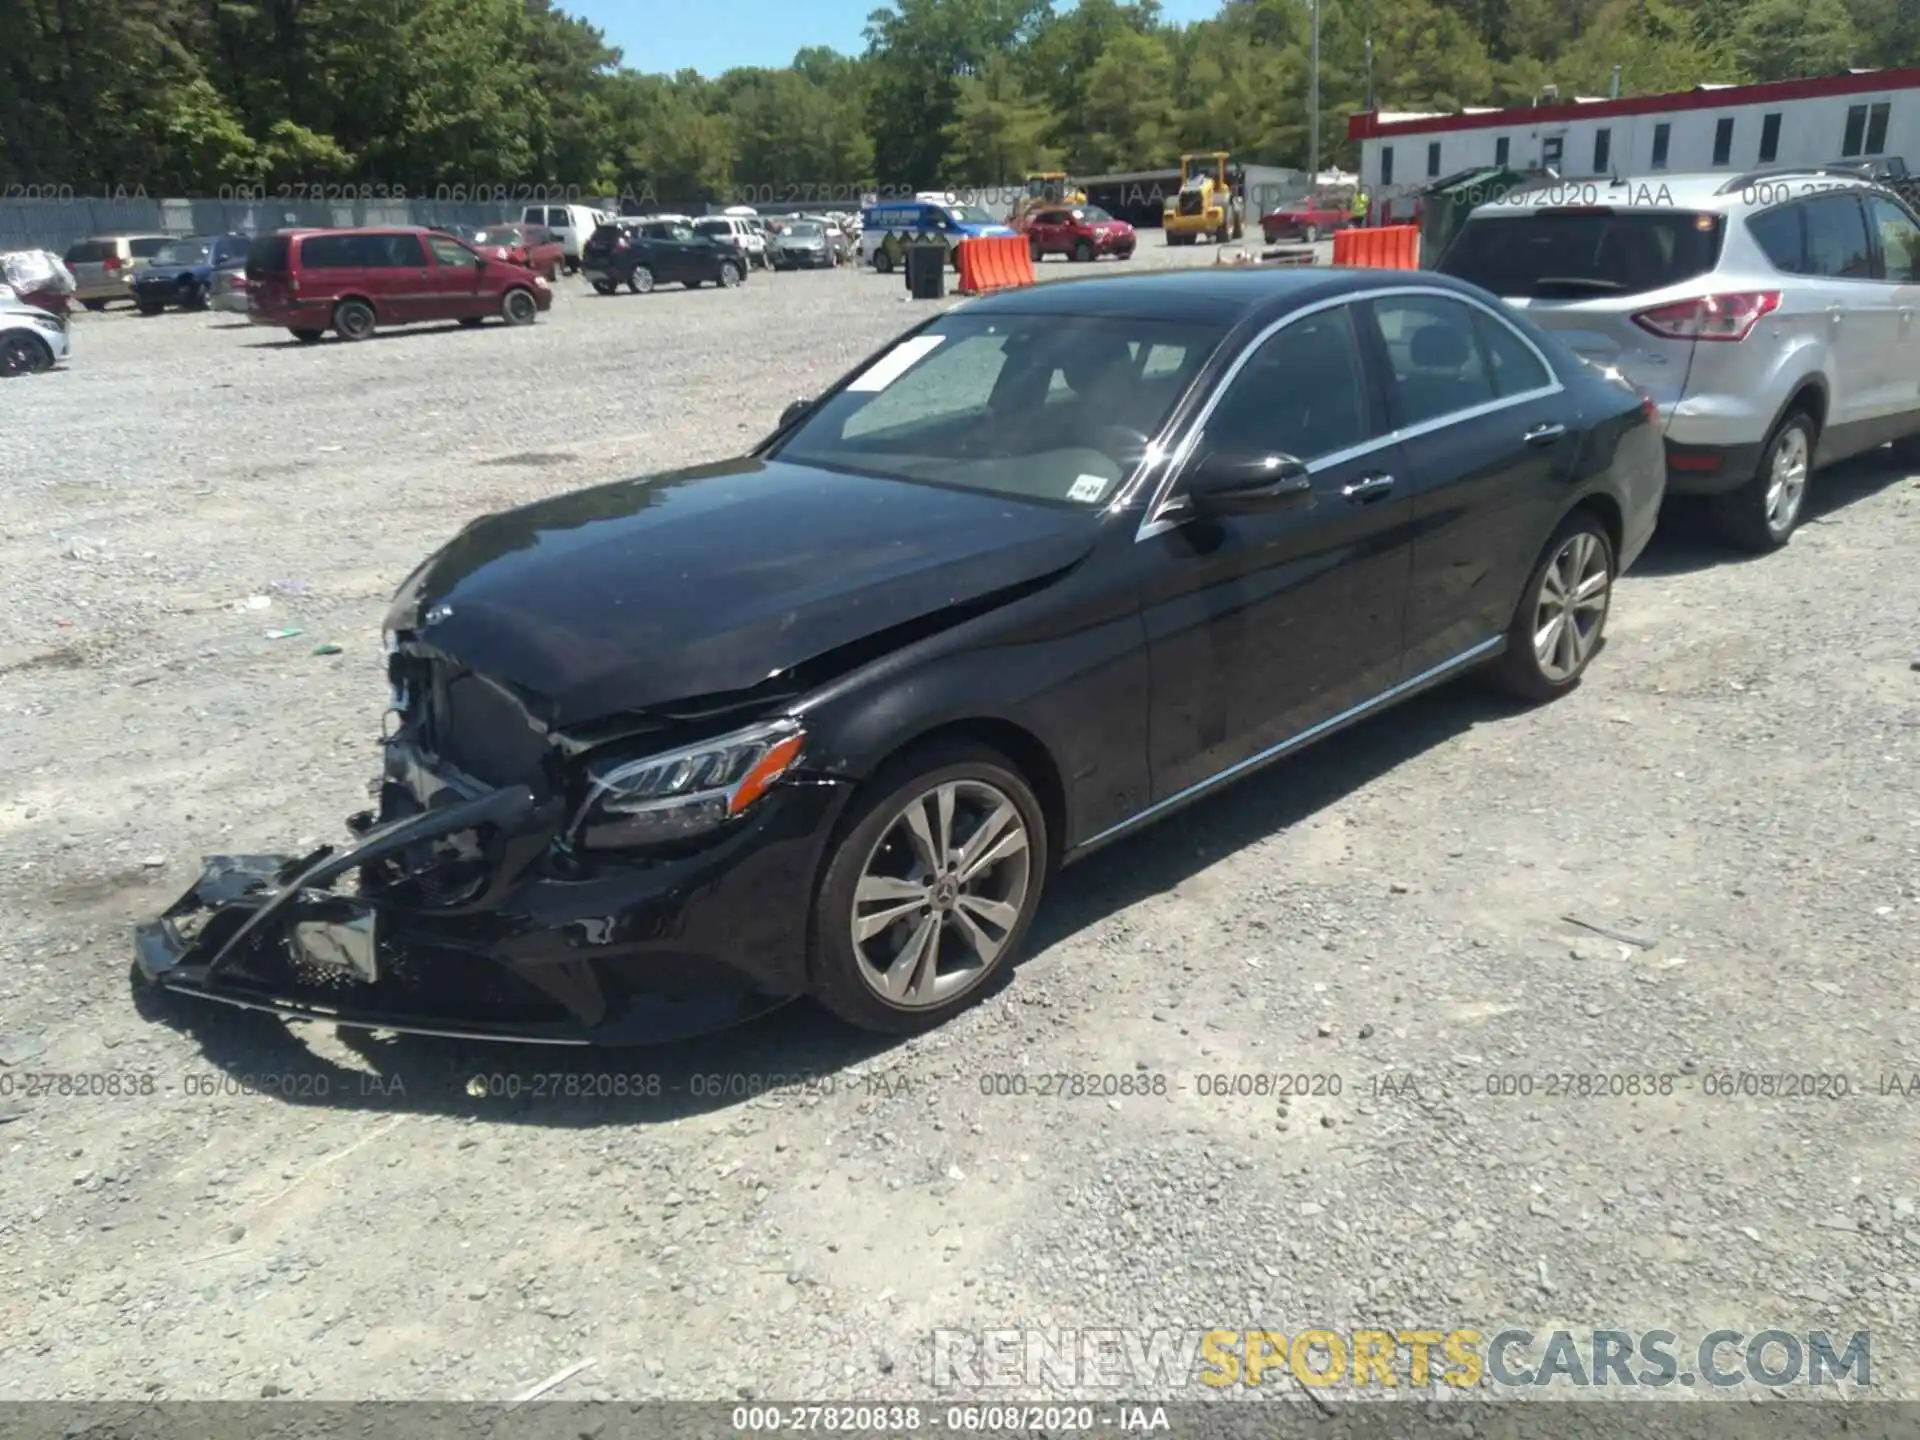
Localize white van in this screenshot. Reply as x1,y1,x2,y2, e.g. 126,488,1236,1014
521,203,611,271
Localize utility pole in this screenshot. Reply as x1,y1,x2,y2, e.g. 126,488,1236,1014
1365,35,1374,114
1308,0,1322,184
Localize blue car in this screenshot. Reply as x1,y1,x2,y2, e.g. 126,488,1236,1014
132,233,250,313
859,199,1016,273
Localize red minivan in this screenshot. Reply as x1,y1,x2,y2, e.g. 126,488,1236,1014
244,226,553,343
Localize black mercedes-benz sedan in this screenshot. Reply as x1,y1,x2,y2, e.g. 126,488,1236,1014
135,268,1664,1044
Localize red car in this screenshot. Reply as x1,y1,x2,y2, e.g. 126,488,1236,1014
245,226,553,343
1024,204,1136,262
472,223,566,280
1259,197,1355,244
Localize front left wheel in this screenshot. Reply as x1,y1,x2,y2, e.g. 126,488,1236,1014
0,332,54,376
1487,512,1615,703
500,287,538,325
810,742,1049,1034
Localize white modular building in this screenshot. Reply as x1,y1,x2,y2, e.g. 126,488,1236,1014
1349,67,1920,222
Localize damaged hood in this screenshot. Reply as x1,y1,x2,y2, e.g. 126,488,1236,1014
387,455,1099,726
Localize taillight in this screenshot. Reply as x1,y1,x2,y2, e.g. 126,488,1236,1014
104,255,124,272
1631,291,1780,342
1641,394,1659,424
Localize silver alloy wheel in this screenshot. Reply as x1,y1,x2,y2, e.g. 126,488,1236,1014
1532,530,1610,682
1765,424,1811,534
630,266,654,294
720,263,740,287
850,779,1032,1010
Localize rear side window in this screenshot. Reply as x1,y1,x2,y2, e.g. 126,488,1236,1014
588,224,624,244
298,234,358,267
1471,310,1554,397
129,236,171,258
247,235,291,272
1801,195,1873,279
1438,209,1725,298
1747,206,1804,272
1370,295,1499,427
65,241,110,264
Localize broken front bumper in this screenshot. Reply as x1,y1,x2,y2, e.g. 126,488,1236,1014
133,773,841,1045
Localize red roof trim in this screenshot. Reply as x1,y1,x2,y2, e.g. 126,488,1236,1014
1347,68,1920,143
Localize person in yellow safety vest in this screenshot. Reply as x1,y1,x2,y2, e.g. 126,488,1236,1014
1350,188,1370,226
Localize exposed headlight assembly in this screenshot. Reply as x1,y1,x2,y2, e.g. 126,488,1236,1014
572,718,805,849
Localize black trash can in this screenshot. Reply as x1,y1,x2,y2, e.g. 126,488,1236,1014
906,239,948,300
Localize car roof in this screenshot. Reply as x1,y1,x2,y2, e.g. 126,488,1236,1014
81,233,173,241
958,266,1492,324
1469,169,1888,217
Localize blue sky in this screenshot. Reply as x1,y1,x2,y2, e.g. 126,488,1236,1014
573,0,1225,77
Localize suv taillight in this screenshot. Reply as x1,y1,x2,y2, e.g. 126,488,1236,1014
1631,291,1780,342
103,255,124,271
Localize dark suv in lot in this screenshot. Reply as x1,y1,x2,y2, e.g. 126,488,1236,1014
581,220,748,294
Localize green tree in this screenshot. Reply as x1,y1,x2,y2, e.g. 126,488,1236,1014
944,54,1055,184
1731,0,1860,81
1075,28,1179,172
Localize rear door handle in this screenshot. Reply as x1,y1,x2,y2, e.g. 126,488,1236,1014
1525,422,1567,446
1341,474,1394,503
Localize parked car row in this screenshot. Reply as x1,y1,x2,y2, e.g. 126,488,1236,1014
1434,162,1920,550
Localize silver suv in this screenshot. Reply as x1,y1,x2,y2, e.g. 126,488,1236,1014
1436,166,1920,550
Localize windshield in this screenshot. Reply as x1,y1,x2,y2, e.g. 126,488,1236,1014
945,204,999,227
785,222,823,237
1080,206,1113,223
1438,209,1725,297
771,313,1224,507
154,240,213,265
474,226,523,245
1183,157,1213,184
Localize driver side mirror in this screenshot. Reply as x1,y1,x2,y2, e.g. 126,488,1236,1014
779,397,814,430
1184,451,1312,516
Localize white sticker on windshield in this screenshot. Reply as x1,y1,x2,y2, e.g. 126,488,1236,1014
847,334,946,392
1068,474,1110,503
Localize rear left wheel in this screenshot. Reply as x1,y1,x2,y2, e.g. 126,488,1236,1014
810,742,1049,1034
1487,512,1615,703
1712,410,1814,552
718,261,742,288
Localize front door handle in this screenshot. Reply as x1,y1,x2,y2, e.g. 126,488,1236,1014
1828,304,1845,326
1341,473,1394,503
1525,422,1568,446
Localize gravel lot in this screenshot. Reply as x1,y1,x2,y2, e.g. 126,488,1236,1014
3,236,1919,1405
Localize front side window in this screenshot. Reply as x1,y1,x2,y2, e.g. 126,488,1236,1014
1199,305,1376,464
428,236,479,267
1370,295,1500,428
1865,195,1920,282
1801,194,1873,279
773,314,1223,505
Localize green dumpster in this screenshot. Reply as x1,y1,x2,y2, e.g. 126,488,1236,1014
1418,166,1537,269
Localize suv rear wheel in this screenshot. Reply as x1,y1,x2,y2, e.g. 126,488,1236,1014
1713,409,1814,552
332,299,376,341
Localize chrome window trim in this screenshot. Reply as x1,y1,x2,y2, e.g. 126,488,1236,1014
1134,285,1565,542
1073,635,1504,851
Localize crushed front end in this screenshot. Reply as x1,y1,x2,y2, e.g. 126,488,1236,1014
133,637,845,1045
